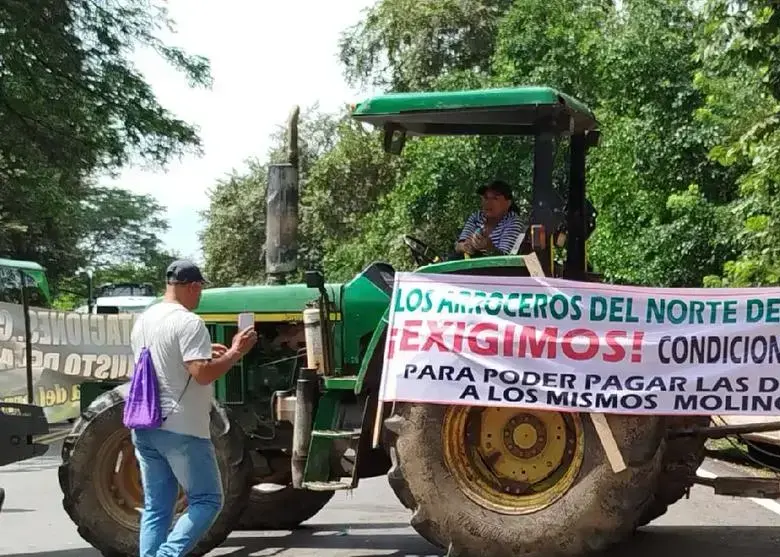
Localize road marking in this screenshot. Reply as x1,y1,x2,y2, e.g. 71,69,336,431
697,467,780,516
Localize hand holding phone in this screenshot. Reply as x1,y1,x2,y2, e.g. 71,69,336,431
232,326,258,356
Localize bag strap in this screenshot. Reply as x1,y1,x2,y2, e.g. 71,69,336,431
139,306,194,417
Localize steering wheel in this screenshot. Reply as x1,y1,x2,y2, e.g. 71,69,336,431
403,235,437,266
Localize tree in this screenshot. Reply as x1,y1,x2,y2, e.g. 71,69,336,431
200,159,268,287
339,0,513,91
52,246,181,310
0,0,212,284
327,0,743,287
201,0,777,292
200,107,344,286
696,0,780,286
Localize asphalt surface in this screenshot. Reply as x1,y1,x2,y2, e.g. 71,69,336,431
1,436,780,557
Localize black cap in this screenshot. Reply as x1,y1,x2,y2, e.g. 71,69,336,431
166,260,207,284
476,179,513,199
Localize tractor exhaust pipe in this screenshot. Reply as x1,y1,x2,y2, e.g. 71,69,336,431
265,105,300,285
291,367,317,488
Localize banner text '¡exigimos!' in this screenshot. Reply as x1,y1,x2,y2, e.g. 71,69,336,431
386,320,646,364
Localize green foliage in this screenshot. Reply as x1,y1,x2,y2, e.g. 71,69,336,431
200,159,268,287
491,0,608,103
200,107,344,286
0,0,211,288
695,0,780,287
201,0,780,293
52,247,180,310
300,115,405,278
339,0,513,91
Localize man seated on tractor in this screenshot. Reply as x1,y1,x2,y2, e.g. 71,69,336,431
454,179,525,257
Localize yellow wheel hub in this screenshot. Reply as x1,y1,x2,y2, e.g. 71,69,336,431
442,406,585,515
94,429,188,531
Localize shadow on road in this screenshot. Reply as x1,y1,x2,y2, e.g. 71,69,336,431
1,455,62,474
602,526,780,557
4,524,780,557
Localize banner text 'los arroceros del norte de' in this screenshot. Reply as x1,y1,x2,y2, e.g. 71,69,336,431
378,273,780,415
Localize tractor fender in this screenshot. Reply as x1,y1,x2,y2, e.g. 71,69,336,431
354,308,390,395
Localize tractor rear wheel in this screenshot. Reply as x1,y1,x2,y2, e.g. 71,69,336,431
58,386,252,557
237,483,334,530
385,403,665,557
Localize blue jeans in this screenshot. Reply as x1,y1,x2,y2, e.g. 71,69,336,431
132,428,224,557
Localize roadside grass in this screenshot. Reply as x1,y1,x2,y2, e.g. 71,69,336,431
705,437,780,478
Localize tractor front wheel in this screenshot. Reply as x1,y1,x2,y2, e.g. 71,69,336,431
58,386,252,557
386,403,665,557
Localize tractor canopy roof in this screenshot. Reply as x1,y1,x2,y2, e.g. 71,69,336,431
351,86,598,138
0,257,52,305
0,257,46,272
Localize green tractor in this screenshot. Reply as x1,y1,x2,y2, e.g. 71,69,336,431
58,86,774,557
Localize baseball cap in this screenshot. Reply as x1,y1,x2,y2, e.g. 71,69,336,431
476,179,513,199
166,260,208,284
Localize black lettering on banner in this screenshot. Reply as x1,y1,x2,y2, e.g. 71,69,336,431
550,390,660,411
486,386,539,403
759,377,780,393
484,369,576,390
658,334,780,365
674,394,780,412
459,385,480,400
405,364,476,383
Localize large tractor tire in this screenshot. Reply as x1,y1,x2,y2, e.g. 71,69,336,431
58,385,252,557
636,415,710,527
237,484,334,530
385,403,666,557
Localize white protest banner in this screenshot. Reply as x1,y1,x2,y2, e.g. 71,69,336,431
378,272,780,416
0,302,137,422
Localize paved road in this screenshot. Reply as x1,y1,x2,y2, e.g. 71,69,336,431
1,439,780,557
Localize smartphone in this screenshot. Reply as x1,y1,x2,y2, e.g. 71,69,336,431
237,312,254,331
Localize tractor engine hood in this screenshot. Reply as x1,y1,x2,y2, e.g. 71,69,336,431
194,282,343,320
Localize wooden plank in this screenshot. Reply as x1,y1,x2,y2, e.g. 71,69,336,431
522,253,545,278
524,252,627,473
590,413,627,473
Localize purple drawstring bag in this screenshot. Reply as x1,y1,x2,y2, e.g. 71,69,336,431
122,314,191,430
123,345,163,429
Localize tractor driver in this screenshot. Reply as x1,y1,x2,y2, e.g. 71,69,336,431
454,179,525,257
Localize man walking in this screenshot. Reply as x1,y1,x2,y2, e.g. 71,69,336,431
130,260,257,557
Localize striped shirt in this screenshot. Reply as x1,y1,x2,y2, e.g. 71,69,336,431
458,210,525,255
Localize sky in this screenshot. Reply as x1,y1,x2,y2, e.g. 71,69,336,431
100,0,380,265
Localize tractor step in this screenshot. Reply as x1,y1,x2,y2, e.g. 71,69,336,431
693,474,780,499
311,428,362,440
303,480,355,491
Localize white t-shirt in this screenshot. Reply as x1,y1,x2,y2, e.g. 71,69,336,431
130,301,214,439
